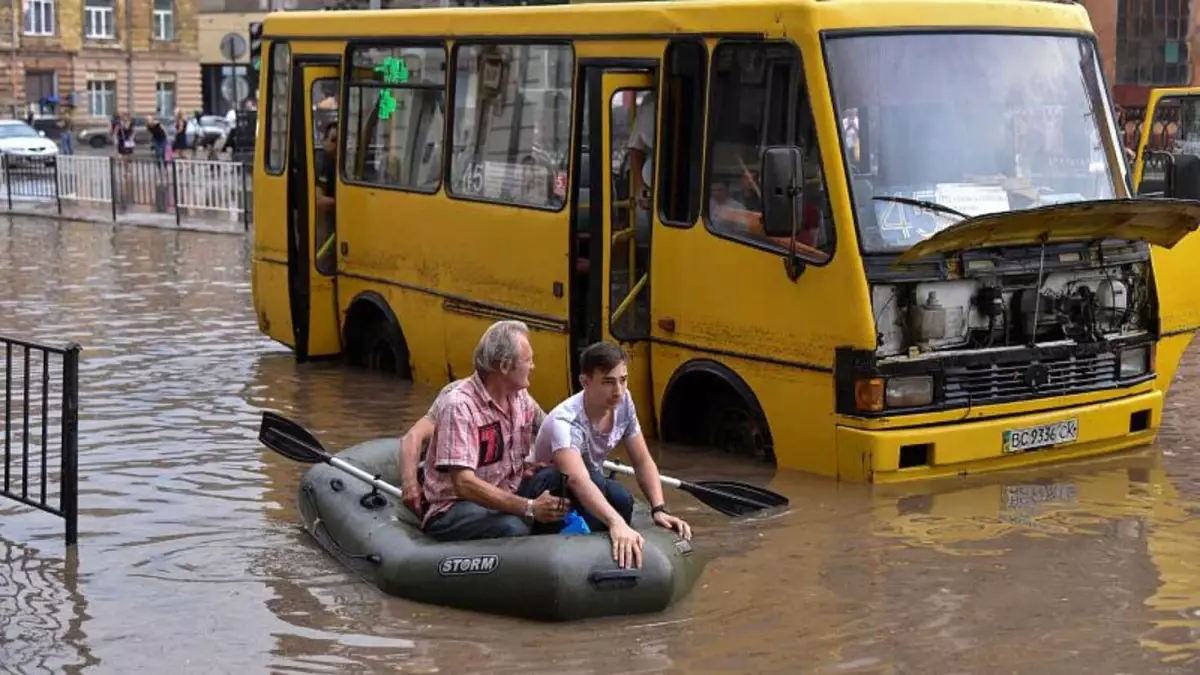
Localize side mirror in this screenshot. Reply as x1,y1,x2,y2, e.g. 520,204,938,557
1167,153,1200,200
760,145,803,238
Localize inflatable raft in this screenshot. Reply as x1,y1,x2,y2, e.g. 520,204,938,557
296,438,707,621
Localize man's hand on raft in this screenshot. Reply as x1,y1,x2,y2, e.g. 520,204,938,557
652,511,692,541
610,521,644,569
531,490,570,523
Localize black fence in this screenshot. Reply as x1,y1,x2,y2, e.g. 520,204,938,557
1,153,253,231
1,336,81,547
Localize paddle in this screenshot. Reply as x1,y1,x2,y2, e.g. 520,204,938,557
258,410,404,501
602,460,789,518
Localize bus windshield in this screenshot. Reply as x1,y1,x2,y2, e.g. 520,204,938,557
826,33,1119,253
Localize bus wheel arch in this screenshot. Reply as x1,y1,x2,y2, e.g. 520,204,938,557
659,359,775,464
343,292,412,378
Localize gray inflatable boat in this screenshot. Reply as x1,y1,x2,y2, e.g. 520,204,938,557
296,438,707,621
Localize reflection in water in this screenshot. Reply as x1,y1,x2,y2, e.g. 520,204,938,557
0,215,1197,673
0,538,98,673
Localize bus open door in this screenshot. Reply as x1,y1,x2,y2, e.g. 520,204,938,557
1133,88,1200,392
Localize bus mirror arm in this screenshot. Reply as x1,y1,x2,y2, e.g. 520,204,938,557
761,145,806,282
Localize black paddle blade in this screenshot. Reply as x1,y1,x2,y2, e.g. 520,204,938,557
681,480,789,518
258,411,332,464
695,480,789,509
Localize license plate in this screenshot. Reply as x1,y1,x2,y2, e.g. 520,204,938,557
1002,418,1078,454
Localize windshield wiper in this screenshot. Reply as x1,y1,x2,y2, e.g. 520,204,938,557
872,196,971,221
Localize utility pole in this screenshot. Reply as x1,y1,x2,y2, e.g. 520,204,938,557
9,0,18,112
124,0,134,114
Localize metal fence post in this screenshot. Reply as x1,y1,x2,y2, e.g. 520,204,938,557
241,162,250,231
171,161,181,227
3,154,11,211
108,157,118,222
54,159,63,215
61,343,80,547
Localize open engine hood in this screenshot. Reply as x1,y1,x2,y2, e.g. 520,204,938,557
896,199,1200,264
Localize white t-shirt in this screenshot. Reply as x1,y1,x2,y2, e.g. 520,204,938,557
528,390,642,472
629,93,656,189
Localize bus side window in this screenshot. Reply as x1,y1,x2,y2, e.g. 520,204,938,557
657,40,707,227
704,41,834,262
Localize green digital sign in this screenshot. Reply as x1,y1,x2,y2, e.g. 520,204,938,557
375,56,409,120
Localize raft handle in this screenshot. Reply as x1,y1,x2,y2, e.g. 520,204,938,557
588,568,640,591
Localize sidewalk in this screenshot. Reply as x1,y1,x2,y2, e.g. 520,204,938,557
0,154,252,235
0,197,250,235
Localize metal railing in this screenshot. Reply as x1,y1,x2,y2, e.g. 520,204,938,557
1,154,252,231
0,336,81,547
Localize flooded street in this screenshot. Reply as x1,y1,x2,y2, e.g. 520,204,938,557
1,215,1198,674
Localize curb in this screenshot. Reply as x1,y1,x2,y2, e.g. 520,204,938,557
1,208,251,237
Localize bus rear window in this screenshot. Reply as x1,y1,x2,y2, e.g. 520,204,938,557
448,43,574,210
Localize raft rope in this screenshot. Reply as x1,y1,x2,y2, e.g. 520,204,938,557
301,483,382,566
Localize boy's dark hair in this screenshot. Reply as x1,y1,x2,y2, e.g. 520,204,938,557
324,121,338,139
580,341,627,376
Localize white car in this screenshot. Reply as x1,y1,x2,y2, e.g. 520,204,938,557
0,120,59,167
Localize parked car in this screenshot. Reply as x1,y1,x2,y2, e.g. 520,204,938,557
76,115,177,149
0,119,58,167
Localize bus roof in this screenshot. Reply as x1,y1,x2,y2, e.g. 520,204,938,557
261,0,1093,41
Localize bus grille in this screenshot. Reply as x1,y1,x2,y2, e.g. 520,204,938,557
942,352,1118,406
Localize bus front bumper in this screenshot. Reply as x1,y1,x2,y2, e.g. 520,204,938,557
836,390,1163,483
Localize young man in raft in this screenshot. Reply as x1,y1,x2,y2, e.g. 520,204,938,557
522,341,692,569
418,320,569,541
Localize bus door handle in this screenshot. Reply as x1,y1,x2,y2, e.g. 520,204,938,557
340,241,349,256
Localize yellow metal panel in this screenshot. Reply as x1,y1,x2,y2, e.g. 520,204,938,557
837,390,1162,482
252,259,295,348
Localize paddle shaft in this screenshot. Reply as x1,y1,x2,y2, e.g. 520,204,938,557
329,456,406,501
603,460,682,488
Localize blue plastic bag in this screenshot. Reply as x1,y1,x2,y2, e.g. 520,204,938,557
560,509,591,535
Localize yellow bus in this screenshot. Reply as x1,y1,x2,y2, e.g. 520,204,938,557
251,0,1200,483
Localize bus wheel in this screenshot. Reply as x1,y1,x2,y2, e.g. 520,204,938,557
660,362,775,464
343,294,412,379
362,318,411,378
709,397,771,461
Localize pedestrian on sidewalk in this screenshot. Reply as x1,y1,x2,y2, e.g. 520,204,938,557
148,118,168,165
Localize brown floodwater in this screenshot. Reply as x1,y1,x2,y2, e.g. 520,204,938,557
0,215,1198,674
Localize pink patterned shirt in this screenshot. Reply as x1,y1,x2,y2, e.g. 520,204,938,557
420,373,540,527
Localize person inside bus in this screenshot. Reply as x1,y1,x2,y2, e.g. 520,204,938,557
314,121,337,271
420,320,568,541
709,180,751,234
627,91,656,244
521,341,691,569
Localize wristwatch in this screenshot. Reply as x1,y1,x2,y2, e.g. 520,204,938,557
524,499,535,520
651,503,669,516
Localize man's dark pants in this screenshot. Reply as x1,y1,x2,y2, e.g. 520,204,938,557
420,466,635,541
518,466,634,534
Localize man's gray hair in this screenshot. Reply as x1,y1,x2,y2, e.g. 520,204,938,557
473,320,530,375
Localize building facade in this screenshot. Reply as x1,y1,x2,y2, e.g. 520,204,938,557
0,0,201,121
1081,0,1195,107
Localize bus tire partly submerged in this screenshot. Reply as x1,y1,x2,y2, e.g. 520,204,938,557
343,293,412,378
660,360,775,463
298,438,706,621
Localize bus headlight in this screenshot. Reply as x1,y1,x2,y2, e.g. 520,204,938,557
885,376,934,408
1119,345,1151,379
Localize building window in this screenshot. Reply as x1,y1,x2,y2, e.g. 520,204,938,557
156,77,177,118
1116,0,1191,85
342,44,447,192
153,0,175,41
88,78,117,118
449,43,574,209
23,0,55,36
265,42,291,174
85,0,115,39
